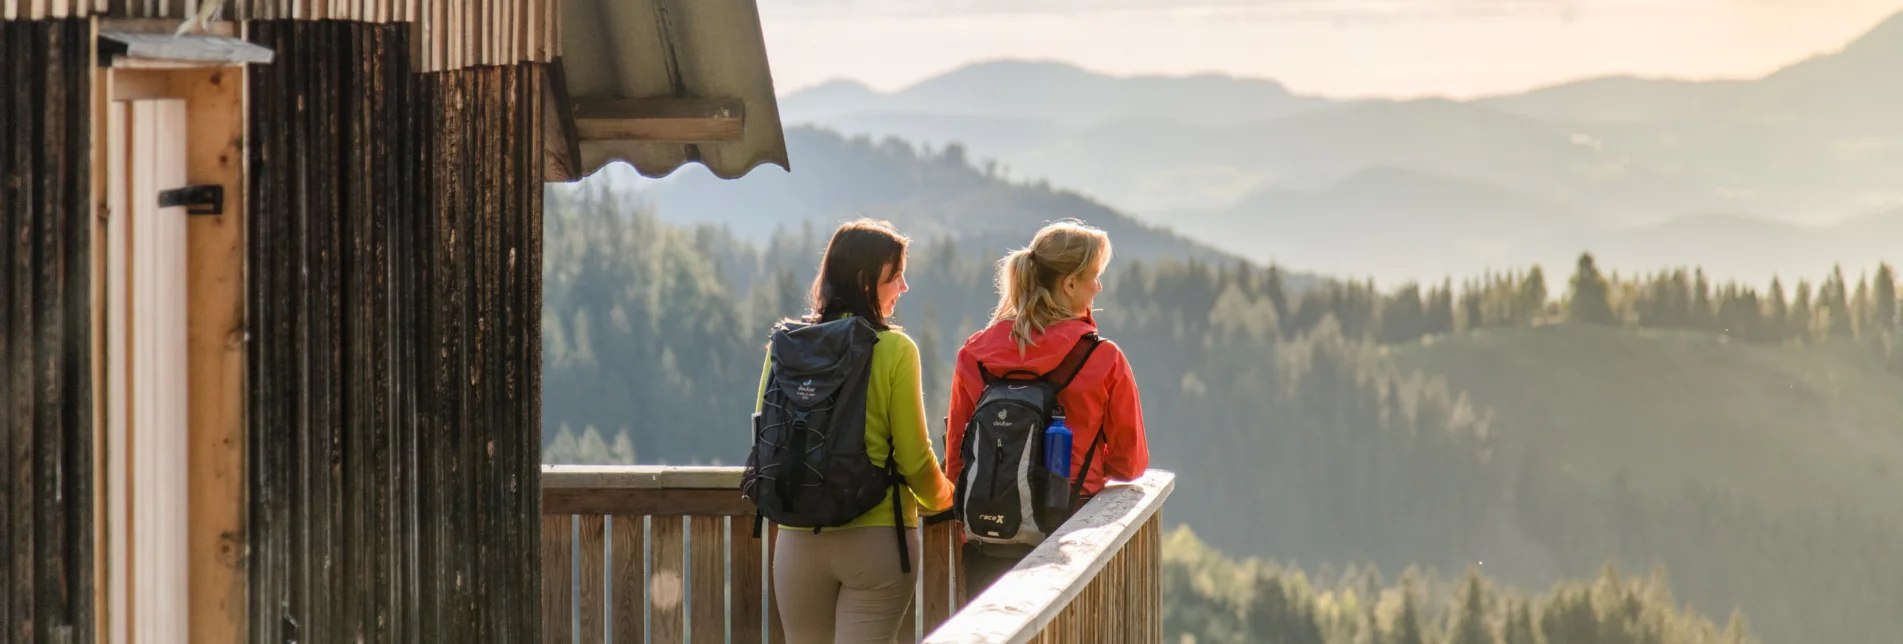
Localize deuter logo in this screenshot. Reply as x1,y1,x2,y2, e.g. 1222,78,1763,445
796,379,817,397
991,408,1012,427
977,513,1005,523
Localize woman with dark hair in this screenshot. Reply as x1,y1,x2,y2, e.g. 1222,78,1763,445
753,219,954,644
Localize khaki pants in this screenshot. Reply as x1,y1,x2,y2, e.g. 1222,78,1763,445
773,526,921,644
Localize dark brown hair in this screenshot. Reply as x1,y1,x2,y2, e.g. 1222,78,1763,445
804,219,909,330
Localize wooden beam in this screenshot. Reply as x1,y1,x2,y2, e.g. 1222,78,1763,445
922,470,1176,644
541,488,754,518
541,465,743,491
174,66,248,644
572,98,744,143
540,58,582,181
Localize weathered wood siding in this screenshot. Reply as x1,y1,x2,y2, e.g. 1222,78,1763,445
0,17,95,644
246,20,545,644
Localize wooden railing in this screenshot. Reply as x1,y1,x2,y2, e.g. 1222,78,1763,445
924,470,1173,643
539,466,1173,644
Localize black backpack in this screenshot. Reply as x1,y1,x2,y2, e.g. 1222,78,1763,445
741,317,913,571
955,333,1105,548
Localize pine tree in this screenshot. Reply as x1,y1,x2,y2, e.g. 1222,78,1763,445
1446,568,1492,644
1430,279,1457,335
1265,264,1291,336
1521,266,1549,323
1390,591,1427,644
1791,281,1815,343
1568,253,1617,325
1767,277,1790,342
1854,274,1872,339
1824,265,1854,339
1502,598,1539,644
1693,268,1714,331
1876,263,1899,337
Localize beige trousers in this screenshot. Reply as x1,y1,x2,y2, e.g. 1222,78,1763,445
773,526,922,644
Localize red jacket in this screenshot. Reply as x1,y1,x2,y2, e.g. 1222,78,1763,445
946,317,1149,496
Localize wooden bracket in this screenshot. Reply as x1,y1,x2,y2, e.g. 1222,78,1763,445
573,97,745,143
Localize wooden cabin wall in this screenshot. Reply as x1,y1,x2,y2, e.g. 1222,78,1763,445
245,20,545,644
0,18,97,644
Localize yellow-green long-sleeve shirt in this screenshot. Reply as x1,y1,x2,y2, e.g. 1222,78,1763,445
755,329,955,530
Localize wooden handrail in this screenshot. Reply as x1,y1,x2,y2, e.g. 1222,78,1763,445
923,470,1175,644
538,466,1172,644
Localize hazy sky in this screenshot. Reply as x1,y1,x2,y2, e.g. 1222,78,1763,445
758,0,1903,99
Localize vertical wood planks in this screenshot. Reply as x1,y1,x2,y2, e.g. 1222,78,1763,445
541,516,573,644
245,22,546,644
921,522,956,636
1,17,94,643
577,515,606,644
690,516,726,644
729,516,764,644
650,516,686,643
610,515,644,644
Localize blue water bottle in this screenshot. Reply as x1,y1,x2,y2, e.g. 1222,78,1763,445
1044,414,1074,509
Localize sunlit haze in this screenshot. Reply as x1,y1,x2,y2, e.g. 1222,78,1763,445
761,0,1903,98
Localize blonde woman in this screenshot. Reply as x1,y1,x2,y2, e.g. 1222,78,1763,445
943,219,1151,601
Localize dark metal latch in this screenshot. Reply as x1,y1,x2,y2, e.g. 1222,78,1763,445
158,185,224,216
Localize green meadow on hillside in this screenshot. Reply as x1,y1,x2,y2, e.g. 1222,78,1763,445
1389,322,1903,524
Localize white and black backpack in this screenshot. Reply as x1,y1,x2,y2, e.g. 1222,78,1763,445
954,333,1105,547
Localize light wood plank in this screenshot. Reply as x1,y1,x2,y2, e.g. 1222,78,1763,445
128,97,192,644
922,522,957,636
88,37,109,644
170,65,249,644
729,517,765,644
651,517,687,644
541,516,574,644
572,98,746,143
543,488,753,517
922,471,1175,644
105,97,132,644
579,515,607,644
542,465,744,490
611,515,645,644
689,517,725,644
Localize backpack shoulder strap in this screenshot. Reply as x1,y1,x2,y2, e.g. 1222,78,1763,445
1042,332,1104,392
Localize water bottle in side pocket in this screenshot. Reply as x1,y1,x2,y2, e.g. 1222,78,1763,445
1043,414,1073,510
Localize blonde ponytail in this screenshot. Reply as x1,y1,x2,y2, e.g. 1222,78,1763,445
991,220,1113,350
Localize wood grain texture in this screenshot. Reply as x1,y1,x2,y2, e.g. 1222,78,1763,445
578,515,606,644
542,487,754,517
650,516,686,644
2,18,95,643
922,470,1175,644
541,516,573,644
690,516,725,644
610,515,644,644
245,22,547,644
729,516,765,644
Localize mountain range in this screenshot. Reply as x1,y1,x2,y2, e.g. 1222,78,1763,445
757,10,1903,284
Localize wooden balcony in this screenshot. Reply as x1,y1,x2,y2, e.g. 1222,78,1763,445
540,466,1175,643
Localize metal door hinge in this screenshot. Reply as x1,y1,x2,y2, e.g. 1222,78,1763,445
158,185,224,216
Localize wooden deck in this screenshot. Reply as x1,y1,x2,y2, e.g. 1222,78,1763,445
539,466,1174,643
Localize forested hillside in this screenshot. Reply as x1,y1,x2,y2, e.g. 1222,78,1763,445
541,179,1903,642
1162,527,1753,644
